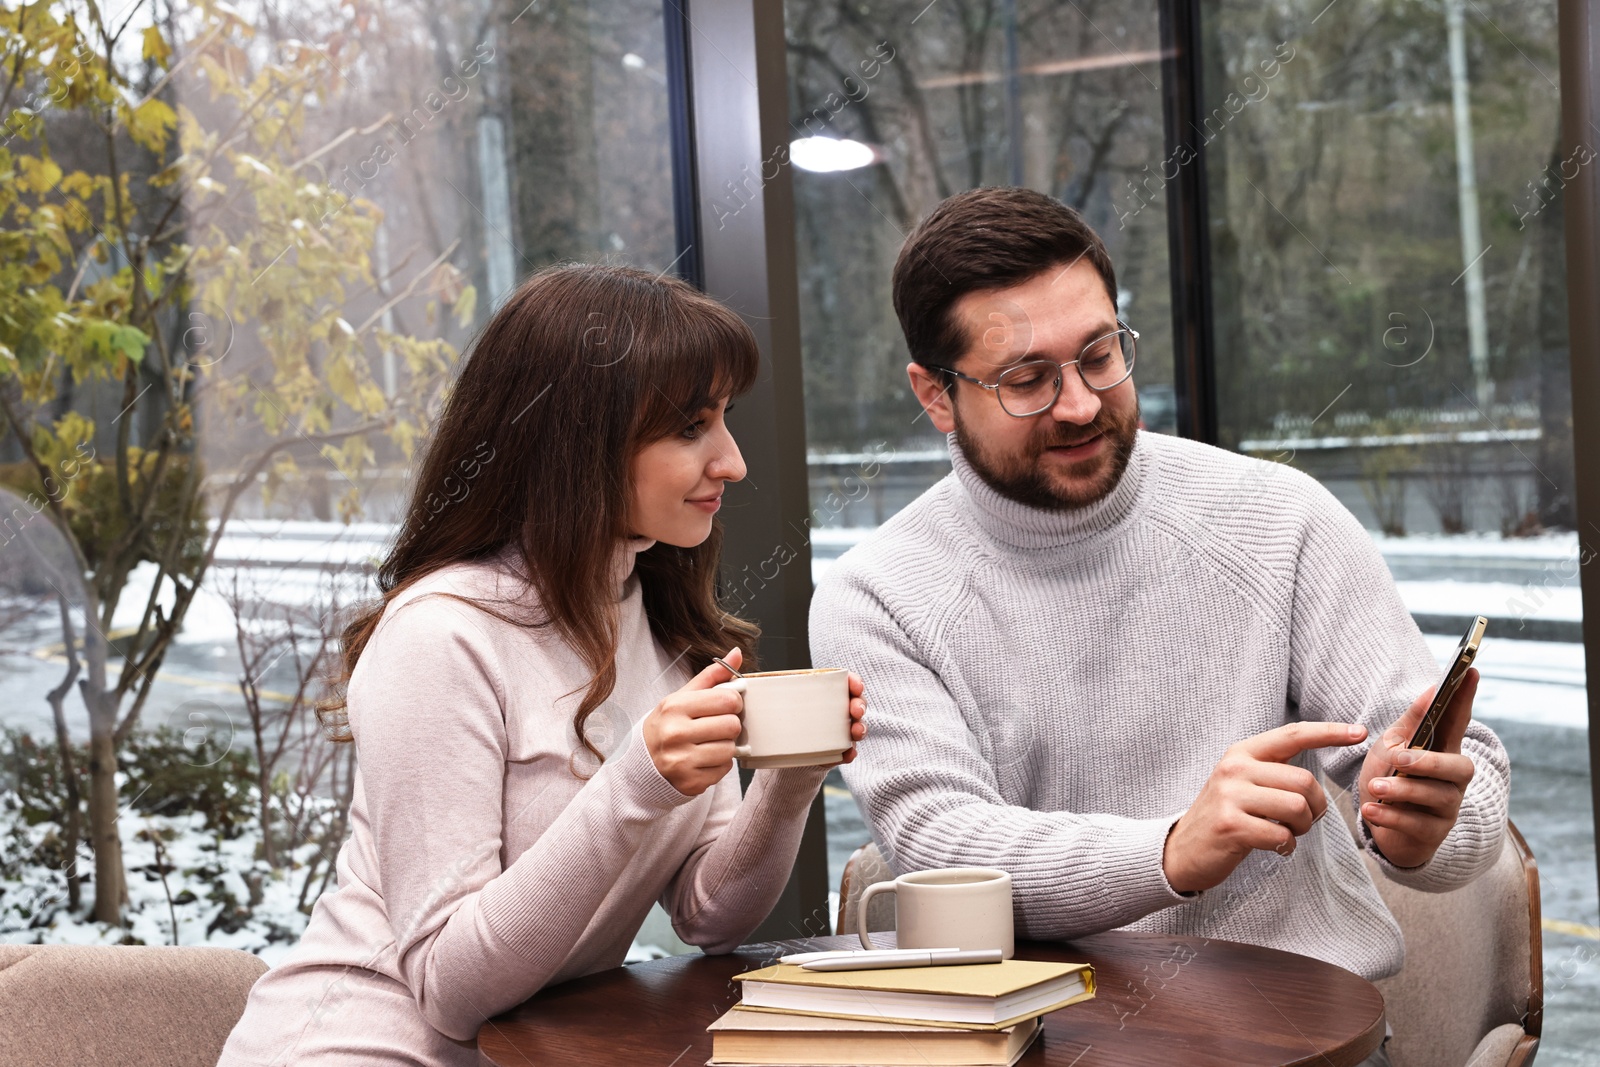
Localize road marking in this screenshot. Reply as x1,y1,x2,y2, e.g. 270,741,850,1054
30,647,297,704
1545,917,1600,940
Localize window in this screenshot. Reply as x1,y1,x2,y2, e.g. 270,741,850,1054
0,0,686,960
784,0,1180,908
1201,0,1593,1052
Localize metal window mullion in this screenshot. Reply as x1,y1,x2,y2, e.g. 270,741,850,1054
1157,0,1219,446
662,0,703,288
681,0,830,942
1557,0,1600,910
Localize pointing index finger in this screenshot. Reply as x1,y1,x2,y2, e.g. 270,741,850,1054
1241,720,1368,763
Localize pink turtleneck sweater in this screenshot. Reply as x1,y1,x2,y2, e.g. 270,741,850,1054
218,537,829,1066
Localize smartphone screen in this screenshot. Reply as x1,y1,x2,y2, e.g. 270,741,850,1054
1406,615,1487,753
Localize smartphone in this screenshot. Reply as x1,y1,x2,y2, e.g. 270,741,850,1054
1405,615,1487,755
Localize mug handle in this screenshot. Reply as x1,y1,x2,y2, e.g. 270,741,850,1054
714,678,752,759
856,881,897,949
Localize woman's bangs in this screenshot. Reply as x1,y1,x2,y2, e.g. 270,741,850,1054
631,298,761,443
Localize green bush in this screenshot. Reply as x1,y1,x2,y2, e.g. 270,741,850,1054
0,727,255,839
1,727,319,941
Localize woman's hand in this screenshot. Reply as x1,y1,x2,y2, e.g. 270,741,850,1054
642,648,746,796
828,671,868,766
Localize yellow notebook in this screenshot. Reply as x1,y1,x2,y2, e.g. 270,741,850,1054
706,1005,1042,1066
731,959,1095,1031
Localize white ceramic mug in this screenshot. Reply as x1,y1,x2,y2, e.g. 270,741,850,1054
858,867,1015,959
715,667,852,769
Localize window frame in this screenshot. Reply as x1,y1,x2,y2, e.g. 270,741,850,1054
676,0,1600,927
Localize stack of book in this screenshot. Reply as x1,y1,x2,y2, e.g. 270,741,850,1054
706,959,1095,1067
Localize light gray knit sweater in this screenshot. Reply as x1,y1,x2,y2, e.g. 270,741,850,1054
811,429,1510,981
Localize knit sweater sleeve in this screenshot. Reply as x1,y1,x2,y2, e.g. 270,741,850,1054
813,568,1192,940
1286,479,1510,892
657,764,831,950
348,595,698,1041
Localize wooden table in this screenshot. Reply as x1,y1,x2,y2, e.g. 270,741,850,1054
478,932,1385,1066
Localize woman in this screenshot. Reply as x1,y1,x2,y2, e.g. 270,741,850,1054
218,264,867,1066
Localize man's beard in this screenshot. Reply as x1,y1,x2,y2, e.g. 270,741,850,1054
952,397,1141,512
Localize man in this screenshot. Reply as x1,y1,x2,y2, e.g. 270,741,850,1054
810,187,1509,1058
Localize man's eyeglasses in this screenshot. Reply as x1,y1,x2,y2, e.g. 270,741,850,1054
937,322,1138,418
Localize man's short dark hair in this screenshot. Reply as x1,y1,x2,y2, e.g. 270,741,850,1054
891,187,1119,370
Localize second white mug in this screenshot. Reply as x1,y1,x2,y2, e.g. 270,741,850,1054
858,867,1015,960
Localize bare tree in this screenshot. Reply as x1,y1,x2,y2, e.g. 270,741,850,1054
1361,445,1413,538
218,563,357,905
0,506,86,911
1423,440,1474,535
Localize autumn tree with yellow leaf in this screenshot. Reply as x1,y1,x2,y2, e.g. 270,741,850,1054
0,1,471,925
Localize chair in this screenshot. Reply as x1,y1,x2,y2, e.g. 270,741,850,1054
1358,820,1542,1067
835,821,1543,1067
837,840,895,936
0,943,266,1067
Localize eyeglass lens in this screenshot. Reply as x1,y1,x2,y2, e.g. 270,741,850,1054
994,330,1135,416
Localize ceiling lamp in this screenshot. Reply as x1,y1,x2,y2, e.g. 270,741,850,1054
789,136,878,173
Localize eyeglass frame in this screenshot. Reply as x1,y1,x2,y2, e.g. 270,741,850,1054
935,321,1139,418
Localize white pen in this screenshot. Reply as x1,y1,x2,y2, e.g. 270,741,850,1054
777,948,962,965
800,948,1004,971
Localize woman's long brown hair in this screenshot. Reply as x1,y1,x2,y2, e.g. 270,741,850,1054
318,264,762,771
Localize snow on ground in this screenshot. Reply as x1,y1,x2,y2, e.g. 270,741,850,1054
106,522,387,647
0,743,678,963
1,785,330,966
1371,530,1580,559
1401,580,1582,623
1425,633,1589,730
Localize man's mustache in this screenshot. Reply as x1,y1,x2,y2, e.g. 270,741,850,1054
1034,406,1137,451
1041,430,1101,448
1038,420,1108,449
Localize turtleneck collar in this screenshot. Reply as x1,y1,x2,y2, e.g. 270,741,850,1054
946,429,1149,550
610,534,657,598
491,535,657,602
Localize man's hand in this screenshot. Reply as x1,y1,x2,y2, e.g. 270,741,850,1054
1163,722,1368,893
642,648,747,796
1357,668,1479,869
